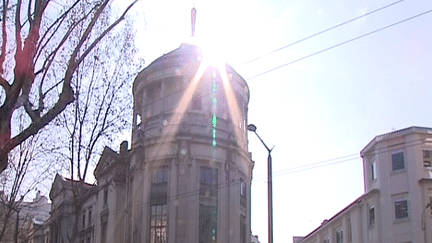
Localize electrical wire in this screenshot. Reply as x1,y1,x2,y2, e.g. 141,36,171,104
243,0,406,65
246,9,432,81
23,136,431,240
253,137,429,182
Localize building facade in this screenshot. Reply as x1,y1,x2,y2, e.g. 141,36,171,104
297,126,432,243
48,42,254,243
0,192,51,243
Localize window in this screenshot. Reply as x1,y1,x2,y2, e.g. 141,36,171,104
88,207,92,225
240,179,247,207
423,150,432,167
103,187,108,206
348,219,352,242
200,167,218,198
323,238,329,243
199,205,218,243
191,94,202,110
395,200,409,219
147,81,162,102
101,221,107,243
240,215,246,243
369,205,375,227
82,213,86,228
392,152,405,171
371,161,377,180
152,166,168,184
150,204,167,243
151,166,168,204
336,229,343,243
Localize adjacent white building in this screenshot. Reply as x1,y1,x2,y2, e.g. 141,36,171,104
297,126,432,243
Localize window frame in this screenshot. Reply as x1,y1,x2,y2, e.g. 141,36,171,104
371,160,377,181
150,204,168,243
369,205,375,228
423,150,432,168
199,204,218,243
336,229,343,243
348,218,352,242
88,207,92,225
240,178,247,207
394,199,409,220
191,93,202,111
391,151,405,172
199,166,218,198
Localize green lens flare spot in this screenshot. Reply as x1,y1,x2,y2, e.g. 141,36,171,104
212,116,217,126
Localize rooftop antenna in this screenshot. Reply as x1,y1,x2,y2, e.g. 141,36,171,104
191,2,196,37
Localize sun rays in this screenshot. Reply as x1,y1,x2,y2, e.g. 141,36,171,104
149,45,246,162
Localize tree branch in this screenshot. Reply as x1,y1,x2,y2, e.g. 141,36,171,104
0,0,9,74
75,0,138,68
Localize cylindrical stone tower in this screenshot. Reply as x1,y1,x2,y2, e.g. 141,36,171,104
128,42,253,243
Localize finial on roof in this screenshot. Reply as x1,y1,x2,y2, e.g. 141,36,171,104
191,7,196,37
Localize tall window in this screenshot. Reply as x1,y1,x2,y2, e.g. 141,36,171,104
395,200,409,219
101,217,108,243
369,205,375,227
392,151,405,171
423,150,432,167
336,229,343,243
240,215,246,243
348,219,352,242
371,161,377,180
200,167,218,198
103,187,108,206
147,81,162,102
88,207,92,225
152,166,168,184
192,94,202,110
150,204,168,243
199,205,218,243
240,178,247,207
151,166,168,205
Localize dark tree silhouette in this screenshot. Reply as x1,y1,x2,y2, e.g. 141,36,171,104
0,0,137,173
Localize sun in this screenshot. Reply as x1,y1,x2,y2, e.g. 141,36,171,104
186,35,229,70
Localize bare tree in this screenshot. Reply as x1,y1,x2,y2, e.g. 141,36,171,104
57,19,139,184
0,110,55,242
46,2,141,241
0,0,138,173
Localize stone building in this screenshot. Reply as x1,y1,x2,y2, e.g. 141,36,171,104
297,126,432,243
48,41,254,243
0,191,50,243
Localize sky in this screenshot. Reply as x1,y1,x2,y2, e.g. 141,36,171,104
122,0,432,242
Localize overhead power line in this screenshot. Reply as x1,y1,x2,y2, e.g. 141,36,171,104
246,9,432,80
243,0,406,65
253,137,427,182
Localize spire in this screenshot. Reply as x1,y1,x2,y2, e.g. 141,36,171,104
191,7,196,37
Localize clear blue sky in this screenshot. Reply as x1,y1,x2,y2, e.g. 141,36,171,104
127,0,432,242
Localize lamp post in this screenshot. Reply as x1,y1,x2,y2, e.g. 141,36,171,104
247,124,273,243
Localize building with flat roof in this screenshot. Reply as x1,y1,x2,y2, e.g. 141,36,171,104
297,126,432,243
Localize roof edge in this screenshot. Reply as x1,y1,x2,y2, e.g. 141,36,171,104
361,126,432,156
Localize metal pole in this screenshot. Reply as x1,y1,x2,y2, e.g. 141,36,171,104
252,129,273,243
267,152,273,243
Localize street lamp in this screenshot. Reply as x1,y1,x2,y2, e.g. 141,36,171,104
247,124,274,243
